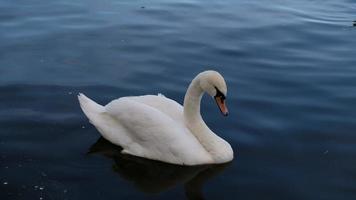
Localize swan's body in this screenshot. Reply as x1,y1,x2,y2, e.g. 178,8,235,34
79,71,233,165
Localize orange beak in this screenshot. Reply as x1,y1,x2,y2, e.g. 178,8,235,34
214,96,229,116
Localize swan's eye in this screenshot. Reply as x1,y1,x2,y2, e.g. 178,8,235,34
214,87,225,100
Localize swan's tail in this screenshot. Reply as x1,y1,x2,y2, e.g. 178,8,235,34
78,93,105,124
78,93,130,149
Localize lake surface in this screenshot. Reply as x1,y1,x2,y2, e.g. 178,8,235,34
1,0,356,199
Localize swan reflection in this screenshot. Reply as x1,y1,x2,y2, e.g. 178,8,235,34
88,137,231,199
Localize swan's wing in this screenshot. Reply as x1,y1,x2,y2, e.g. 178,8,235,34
104,97,212,165
125,94,185,125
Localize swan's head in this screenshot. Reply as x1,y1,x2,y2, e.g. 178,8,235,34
198,70,229,116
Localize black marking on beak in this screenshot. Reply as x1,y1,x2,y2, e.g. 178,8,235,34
214,87,228,116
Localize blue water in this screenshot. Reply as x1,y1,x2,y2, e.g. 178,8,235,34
1,0,356,199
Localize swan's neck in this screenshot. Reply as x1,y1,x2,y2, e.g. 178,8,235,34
183,78,232,162
183,78,204,124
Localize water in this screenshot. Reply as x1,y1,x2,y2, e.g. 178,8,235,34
1,0,356,199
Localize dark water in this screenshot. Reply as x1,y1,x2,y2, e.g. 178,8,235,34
1,0,356,199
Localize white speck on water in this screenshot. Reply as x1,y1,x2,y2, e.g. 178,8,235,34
68,91,73,95
39,186,44,190
4,166,9,169
81,126,85,129
41,172,47,177
63,189,67,193
40,197,43,200
3,181,8,185
323,150,329,154
34,185,39,190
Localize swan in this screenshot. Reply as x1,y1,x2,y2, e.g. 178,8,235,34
78,70,233,165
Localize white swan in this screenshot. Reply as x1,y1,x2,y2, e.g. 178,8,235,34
78,70,233,165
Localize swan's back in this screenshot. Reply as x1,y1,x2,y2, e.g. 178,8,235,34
115,94,185,124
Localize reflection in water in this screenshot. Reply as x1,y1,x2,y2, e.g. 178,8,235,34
88,137,230,200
